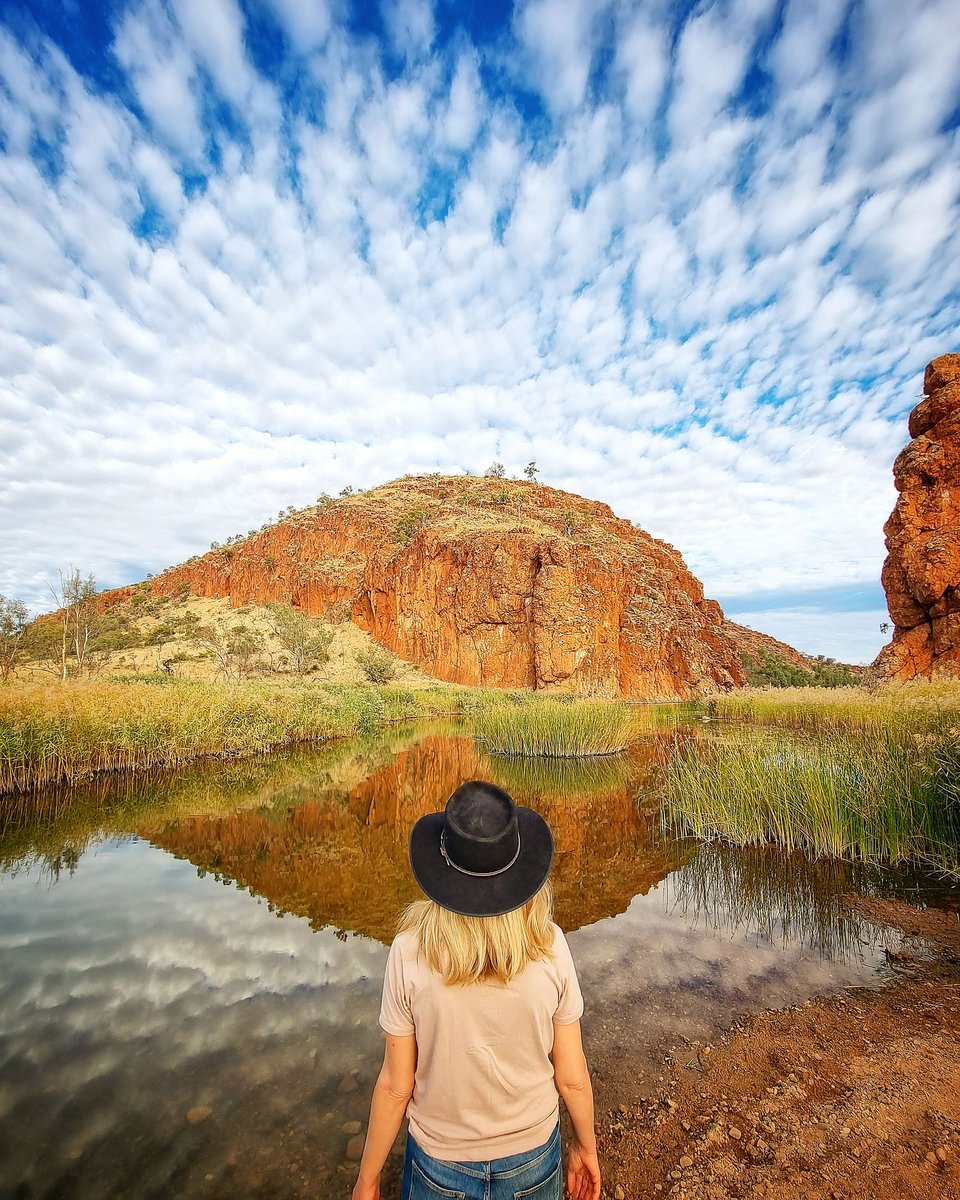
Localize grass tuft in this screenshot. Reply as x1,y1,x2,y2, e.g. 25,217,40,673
472,697,648,758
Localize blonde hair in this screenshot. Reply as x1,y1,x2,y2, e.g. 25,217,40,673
397,881,555,986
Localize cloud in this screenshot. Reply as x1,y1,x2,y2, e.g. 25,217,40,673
1,0,958,663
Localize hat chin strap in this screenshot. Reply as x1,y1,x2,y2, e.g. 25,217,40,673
439,830,521,877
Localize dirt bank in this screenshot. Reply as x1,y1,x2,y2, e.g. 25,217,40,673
596,895,960,1200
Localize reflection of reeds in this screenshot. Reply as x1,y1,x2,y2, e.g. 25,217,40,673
473,699,650,757
664,840,883,962
662,717,960,878
479,747,647,799
0,722,448,873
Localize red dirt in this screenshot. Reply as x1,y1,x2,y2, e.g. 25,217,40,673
597,896,960,1200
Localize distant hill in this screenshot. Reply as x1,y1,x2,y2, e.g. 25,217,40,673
725,621,862,688
98,474,834,698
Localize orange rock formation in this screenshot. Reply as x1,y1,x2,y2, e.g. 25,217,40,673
108,476,745,698
876,354,960,680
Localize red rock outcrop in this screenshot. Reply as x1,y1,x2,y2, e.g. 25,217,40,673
107,475,746,697
875,353,960,680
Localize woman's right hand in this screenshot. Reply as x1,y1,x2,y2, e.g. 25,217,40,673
566,1143,601,1200
351,1174,380,1200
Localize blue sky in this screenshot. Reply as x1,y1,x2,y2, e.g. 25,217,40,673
1,0,958,664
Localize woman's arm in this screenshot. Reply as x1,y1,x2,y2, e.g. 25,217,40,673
552,1018,601,1200
351,1032,417,1200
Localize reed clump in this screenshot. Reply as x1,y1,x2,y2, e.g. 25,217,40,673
0,679,461,793
662,714,960,878
472,697,648,758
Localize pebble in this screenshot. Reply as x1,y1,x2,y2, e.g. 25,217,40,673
186,1107,213,1125
338,1075,359,1094
679,1156,693,1169
729,1128,742,1141
614,1186,625,1200
346,1135,365,1161
936,1147,948,1163
342,1121,362,1135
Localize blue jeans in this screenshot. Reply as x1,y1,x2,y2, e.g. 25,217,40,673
401,1123,562,1200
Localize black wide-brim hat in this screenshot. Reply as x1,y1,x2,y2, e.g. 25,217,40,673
409,780,554,917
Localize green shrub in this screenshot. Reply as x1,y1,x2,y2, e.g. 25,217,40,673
357,646,396,684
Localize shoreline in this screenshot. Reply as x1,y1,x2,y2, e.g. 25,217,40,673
596,894,960,1200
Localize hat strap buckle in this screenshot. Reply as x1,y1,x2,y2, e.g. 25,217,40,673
439,829,522,877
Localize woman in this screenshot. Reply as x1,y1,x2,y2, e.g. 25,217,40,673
351,779,602,1200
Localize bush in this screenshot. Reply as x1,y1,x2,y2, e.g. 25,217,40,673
394,506,430,543
357,646,396,683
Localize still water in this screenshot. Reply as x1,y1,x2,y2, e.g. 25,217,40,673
0,724,940,1199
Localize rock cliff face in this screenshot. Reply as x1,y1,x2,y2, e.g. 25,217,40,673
876,353,960,680
112,475,746,697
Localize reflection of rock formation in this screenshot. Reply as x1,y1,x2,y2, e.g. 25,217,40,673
150,735,689,943
104,475,744,697
876,353,960,679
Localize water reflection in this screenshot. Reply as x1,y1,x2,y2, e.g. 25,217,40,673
0,724,929,1200
148,733,683,940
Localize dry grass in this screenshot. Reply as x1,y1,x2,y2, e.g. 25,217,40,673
0,679,459,793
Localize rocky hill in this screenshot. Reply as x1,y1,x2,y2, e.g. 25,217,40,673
875,353,960,680
106,475,749,698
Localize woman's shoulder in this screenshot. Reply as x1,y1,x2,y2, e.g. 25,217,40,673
388,928,424,969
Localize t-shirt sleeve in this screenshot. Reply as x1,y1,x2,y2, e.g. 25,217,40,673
552,927,585,1024
378,936,416,1036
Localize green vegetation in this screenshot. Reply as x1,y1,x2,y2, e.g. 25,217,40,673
394,506,431,543
740,649,861,688
0,594,28,681
663,684,960,878
357,646,397,684
0,679,460,793
266,602,332,674
472,697,648,758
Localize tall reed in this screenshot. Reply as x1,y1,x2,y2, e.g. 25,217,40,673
662,716,960,878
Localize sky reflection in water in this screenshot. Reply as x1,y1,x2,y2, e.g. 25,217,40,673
0,728,912,1199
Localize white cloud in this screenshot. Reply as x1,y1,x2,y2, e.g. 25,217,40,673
0,1,958,664
111,1,205,161
264,0,332,54
382,0,435,63
516,0,600,116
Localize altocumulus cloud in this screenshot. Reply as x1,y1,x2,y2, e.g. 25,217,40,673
0,0,958,663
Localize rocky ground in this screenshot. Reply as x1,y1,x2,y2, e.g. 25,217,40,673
595,895,960,1200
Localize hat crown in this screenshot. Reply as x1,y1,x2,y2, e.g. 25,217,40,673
443,782,519,875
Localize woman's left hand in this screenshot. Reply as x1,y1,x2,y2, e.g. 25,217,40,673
352,1174,380,1200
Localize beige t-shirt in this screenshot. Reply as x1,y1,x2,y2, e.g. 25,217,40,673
378,922,584,1161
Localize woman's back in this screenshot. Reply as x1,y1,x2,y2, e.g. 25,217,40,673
380,923,583,1158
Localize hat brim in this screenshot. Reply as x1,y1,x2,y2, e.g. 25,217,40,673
409,807,554,917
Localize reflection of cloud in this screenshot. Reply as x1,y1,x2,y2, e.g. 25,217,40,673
0,840,388,1082
0,824,909,1193
569,840,905,1032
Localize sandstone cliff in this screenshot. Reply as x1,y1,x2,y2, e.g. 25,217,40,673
109,475,746,698
875,353,960,680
